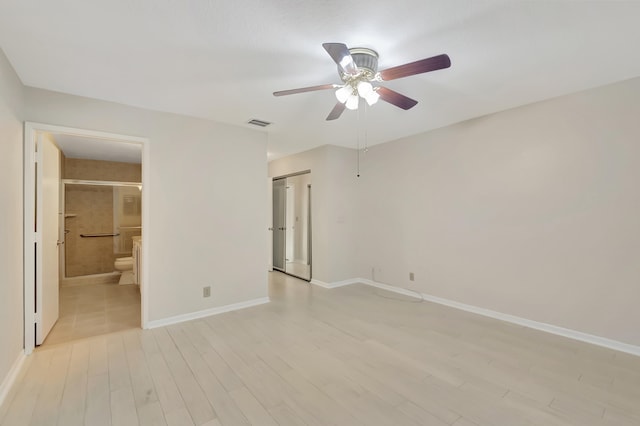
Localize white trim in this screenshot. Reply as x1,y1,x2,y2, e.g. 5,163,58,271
358,278,423,299
23,124,36,355
140,129,150,329
415,291,640,357
24,122,148,144
62,179,142,187
146,297,270,329
310,278,359,289
0,352,27,408
328,278,640,357
23,122,150,353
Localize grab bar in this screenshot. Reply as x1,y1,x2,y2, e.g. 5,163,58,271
80,233,120,238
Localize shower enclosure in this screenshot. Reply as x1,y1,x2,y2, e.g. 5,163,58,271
62,180,142,278
272,172,312,281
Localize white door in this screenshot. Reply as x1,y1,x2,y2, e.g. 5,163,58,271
36,133,60,345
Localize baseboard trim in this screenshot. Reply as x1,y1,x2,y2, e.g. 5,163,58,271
358,278,423,299
344,278,640,357
414,291,640,357
0,351,27,409
310,278,360,289
146,297,270,329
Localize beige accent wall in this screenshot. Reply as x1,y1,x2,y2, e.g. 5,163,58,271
0,49,24,396
24,86,268,323
355,77,640,347
64,185,116,277
64,157,141,181
60,151,66,177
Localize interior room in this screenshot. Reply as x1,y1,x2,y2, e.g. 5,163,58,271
1,1,640,425
40,132,144,346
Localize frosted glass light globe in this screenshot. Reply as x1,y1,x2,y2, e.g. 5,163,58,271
345,94,359,110
335,86,352,103
364,90,380,106
357,81,373,97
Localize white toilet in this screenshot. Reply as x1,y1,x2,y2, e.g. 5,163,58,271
114,256,134,285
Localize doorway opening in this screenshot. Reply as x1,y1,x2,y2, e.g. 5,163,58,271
23,123,149,353
272,171,312,281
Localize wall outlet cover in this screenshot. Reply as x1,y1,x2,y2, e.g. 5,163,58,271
203,286,211,297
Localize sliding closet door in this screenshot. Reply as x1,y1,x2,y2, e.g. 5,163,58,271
272,179,286,271
284,173,311,280
273,172,312,281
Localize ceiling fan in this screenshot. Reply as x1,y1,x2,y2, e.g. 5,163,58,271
273,43,451,121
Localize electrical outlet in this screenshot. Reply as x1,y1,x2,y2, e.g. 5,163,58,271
203,286,211,298
409,272,415,281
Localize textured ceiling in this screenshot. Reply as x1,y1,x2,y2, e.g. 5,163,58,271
2,1,640,160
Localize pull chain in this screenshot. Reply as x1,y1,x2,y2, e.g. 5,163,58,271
356,99,361,177
364,101,368,153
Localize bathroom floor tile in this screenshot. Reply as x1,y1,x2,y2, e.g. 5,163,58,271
41,282,140,347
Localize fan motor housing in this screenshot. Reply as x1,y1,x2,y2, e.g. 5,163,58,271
340,47,378,80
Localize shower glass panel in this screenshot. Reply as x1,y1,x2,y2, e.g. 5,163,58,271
273,172,311,281
64,182,142,277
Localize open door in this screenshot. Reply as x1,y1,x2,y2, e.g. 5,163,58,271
35,133,61,345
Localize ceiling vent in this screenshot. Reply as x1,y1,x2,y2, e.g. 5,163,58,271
247,118,272,127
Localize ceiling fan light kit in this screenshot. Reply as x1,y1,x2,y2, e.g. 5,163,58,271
335,85,353,103
345,94,360,110
273,42,451,120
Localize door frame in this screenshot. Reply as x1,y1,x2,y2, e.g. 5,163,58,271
271,170,312,281
23,122,150,354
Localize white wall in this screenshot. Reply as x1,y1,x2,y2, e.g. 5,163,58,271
356,77,640,347
24,87,268,322
269,145,359,283
0,49,24,396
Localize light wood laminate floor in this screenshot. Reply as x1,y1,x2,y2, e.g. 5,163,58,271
1,272,639,425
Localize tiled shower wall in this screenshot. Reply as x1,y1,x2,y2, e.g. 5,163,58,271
65,185,115,276
63,158,141,277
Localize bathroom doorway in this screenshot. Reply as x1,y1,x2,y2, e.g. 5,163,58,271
23,122,149,353
272,171,312,281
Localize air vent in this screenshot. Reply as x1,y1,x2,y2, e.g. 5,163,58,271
247,119,272,127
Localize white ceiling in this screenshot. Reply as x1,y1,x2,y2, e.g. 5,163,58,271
52,133,142,164
2,1,640,160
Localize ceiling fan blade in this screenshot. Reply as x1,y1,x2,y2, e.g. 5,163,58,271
326,102,346,121
379,54,451,81
273,83,338,97
376,86,418,110
322,43,358,75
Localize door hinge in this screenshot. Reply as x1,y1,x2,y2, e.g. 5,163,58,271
34,313,41,324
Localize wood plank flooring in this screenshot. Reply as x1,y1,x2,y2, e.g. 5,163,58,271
2,272,639,425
